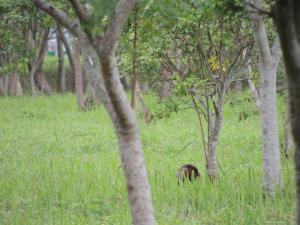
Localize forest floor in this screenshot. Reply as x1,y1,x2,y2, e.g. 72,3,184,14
0,93,295,225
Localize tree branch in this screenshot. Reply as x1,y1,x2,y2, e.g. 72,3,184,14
101,0,135,54
246,0,273,65
32,0,82,36
68,0,89,22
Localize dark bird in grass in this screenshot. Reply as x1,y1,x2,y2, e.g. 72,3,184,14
177,164,200,185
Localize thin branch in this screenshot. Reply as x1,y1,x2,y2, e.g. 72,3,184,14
68,0,89,22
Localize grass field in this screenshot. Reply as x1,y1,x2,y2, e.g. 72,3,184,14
0,93,295,225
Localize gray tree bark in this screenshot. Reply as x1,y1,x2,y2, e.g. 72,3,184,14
33,0,156,224
247,0,282,196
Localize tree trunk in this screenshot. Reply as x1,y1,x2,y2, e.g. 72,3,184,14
35,72,52,94
57,26,66,92
207,90,225,180
259,64,282,195
247,0,282,196
8,73,17,96
72,39,86,111
0,77,5,95
275,1,300,220
15,76,23,96
33,0,156,224
159,60,173,100
247,78,261,110
98,51,155,225
30,28,50,95
57,26,76,92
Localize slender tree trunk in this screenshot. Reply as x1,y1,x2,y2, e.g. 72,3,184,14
247,78,261,110
98,51,155,225
15,76,23,96
207,89,225,180
57,26,76,92
8,73,17,96
0,77,5,95
4,76,9,95
57,26,66,92
30,28,50,95
33,0,156,224
247,0,282,196
72,39,86,111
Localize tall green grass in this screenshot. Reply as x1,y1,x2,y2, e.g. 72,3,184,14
0,93,295,225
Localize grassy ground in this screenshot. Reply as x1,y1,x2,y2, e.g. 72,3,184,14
0,93,295,225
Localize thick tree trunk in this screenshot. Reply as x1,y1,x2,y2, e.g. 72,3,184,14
259,64,282,195
57,27,66,92
72,39,86,111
